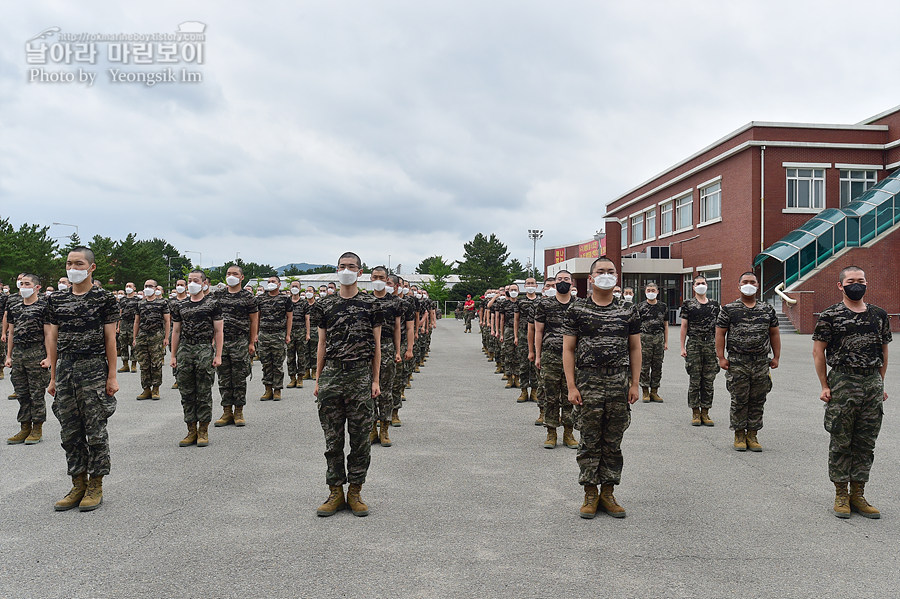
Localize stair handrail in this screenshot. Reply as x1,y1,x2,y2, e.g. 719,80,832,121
774,282,797,305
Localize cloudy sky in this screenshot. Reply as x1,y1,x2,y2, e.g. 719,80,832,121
2,1,898,273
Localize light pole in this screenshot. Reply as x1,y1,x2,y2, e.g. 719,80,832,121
528,229,543,279
185,251,202,269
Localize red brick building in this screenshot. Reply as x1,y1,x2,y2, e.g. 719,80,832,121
595,105,900,331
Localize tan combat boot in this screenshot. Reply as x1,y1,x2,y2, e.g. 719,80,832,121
54,473,87,511
414,365,421,373
286,376,297,389
691,408,702,426
136,387,152,400
379,422,392,447
579,484,599,519
214,406,234,427
117,360,130,373
346,483,369,516
849,482,881,519
260,385,273,401
233,406,246,427
272,388,282,401
130,361,137,372
641,387,651,403
543,427,557,449
24,422,42,444
179,422,198,447
516,388,529,403
296,376,303,388
833,481,851,519
745,430,762,452
599,483,626,518
494,365,503,374
151,386,160,400
700,408,714,426
317,485,346,517
7,422,31,445
304,368,312,380
172,381,179,389
529,388,538,402
78,475,103,511
197,422,210,447
504,375,514,388
534,407,544,426
649,388,664,402
733,429,747,452
391,409,402,427
369,422,379,444
563,426,579,449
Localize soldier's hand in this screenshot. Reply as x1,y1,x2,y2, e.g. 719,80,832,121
40,357,50,368
680,347,687,358
568,388,582,406
394,352,401,363
106,376,118,396
405,349,413,361
528,351,535,362
212,356,222,367
514,338,519,346
170,357,177,368
285,335,291,344
535,357,541,370
883,390,889,401
719,357,729,370
769,357,779,369
627,383,640,404
820,387,831,402
248,343,256,356
164,338,170,347
371,381,380,398
305,334,310,342
47,379,56,397
499,335,504,342
132,340,136,347
664,343,669,350
4,357,11,368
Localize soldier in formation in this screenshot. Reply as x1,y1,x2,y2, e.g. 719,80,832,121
679,275,719,426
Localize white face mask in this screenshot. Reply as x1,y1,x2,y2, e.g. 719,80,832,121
319,291,327,297
144,287,155,297
176,285,186,294
509,290,518,298
570,288,577,296
337,270,358,286
740,284,758,297
327,288,335,295
67,269,90,284
20,287,35,299
645,292,658,301
593,273,617,290
154,289,162,296
524,286,537,294
623,295,633,302
372,280,387,292
385,285,395,294
45,290,53,296
117,294,124,300
226,275,240,287
187,282,203,296
290,287,300,295
125,287,134,295
414,292,423,299
137,293,144,299
16,280,23,289
58,283,68,291
266,282,278,292
543,289,555,297
613,292,621,299
305,292,314,299
402,288,410,295
200,284,207,291
694,284,708,295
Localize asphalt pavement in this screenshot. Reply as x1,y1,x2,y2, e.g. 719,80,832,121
1,319,899,599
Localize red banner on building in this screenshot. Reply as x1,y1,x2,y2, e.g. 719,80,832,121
553,248,565,263
578,239,599,258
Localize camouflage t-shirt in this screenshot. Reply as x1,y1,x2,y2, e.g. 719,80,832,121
256,294,292,333
812,303,892,368
518,296,538,329
500,298,519,331
375,294,404,344
119,295,139,325
716,299,779,356
3,294,20,324
216,289,258,338
679,298,720,341
46,287,119,355
136,298,170,336
307,299,322,328
534,295,578,352
562,298,640,369
172,295,223,344
291,298,308,335
312,291,383,362
7,297,48,344
399,297,416,342
637,300,668,335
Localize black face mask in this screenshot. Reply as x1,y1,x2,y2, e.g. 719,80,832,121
555,281,571,295
842,283,866,301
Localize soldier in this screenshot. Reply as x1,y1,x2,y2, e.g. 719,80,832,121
637,282,668,403
44,247,119,511
57,277,70,292
286,281,309,389
715,271,780,452
535,270,579,450
621,287,635,309
390,276,415,427
326,282,336,296
613,285,622,305
312,252,383,517
2,273,27,389
679,275,720,426
515,277,539,403
171,270,224,447
117,283,138,373
5,274,50,445
531,280,556,426
304,285,320,380
256,275,292,401
463,294,475,332
132,279,170,400
213,265,258,428
812,266,890,519
562,256,641,519
370,266,403,446
169,279,188,389
0,278,6,381
499,284,520,389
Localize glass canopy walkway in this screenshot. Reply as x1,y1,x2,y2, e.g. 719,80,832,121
755,168,900,296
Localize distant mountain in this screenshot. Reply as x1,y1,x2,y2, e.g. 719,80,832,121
275,262,329,274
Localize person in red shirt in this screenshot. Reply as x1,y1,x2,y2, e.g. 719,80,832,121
463,295,475,333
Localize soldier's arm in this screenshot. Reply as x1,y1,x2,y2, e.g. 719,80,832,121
812,340,829,401
679,318,688,357
499,314,505,340
285,309,293,343
562,334,580,405
371,325,382,398
514,312,520,343
769,326,781,368
163,313,171,346
534,322,544,367
715,326,728,370
132,314,140,345
663,309,669,349
881,345,889,401
104,322,119,396
527,322,535,361
5,322,13,366
305,313,311,341
405,320,415,360
393,316,401,361
249,312,259,348
44,323,58,395
170,322,181,367
627,333,642,404
212,319,224,366
315,327,326,387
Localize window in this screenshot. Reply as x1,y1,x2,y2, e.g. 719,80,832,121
620,218,627,249
645,209,656,240
787,168,825,210
699,269,721,302
699,181,721,222
675,194,693,230
660,201,673,235
630,213,644,245
840,170,877,207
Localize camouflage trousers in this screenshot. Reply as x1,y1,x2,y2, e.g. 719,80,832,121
11,342,50,423
176,343,215,424
286,333,307,379
502,326,517,376
464,311,473,331
52,354,116,477
685,337,719,408
117,324,134,361
639,332,665,389
516,326,534,389
392,339,410,410
217,338,251,407
573,368,631,486
725,354,772,431
377,341,397,422
316,363,375,486
825,368,884,483
306,326,319,372
134,331,165,389
541,349,572,428
258,331,286,389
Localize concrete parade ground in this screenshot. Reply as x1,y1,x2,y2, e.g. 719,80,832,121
1,319,899,599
